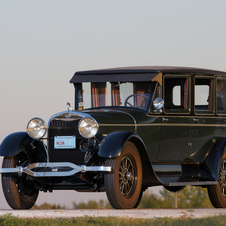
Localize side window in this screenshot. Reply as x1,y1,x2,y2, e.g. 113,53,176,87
195,77,214,114
154,83,162,99
164,76,190,114
217,78,226,114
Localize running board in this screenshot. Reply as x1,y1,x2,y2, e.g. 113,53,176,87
163,181,218,187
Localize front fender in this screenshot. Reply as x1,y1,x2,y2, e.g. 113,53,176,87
98,131,142,158
0,132,47,162
0,132,34,157
98,131,161,186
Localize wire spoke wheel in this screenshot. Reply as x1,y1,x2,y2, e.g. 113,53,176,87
105,142,143,209
208,157,226,208
119,155,135,197
219,159,226,198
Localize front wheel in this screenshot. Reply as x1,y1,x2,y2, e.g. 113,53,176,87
207,157,226,208
2,152,39,209
104,142,143,209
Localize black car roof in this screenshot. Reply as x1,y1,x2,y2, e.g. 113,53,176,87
70,66,226,83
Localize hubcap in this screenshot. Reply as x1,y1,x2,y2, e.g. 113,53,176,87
119,155,136,197
16,154,35,195
220,159,226,197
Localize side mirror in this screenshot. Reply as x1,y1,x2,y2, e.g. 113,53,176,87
153,97,164,112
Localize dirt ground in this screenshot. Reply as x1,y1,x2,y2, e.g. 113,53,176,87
0,208,226,219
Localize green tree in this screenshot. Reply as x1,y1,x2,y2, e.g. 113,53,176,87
72,199,111,209
139,186,213,208
34,186,213,209
174,186,213,208
32,202,65,209
138,189,175,208
138,192,163,208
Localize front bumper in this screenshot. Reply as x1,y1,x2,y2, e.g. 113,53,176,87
0,162,111,177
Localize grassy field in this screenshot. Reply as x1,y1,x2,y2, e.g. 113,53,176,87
0,215,226,226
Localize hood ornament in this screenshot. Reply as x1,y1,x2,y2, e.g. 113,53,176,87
67,102,73,111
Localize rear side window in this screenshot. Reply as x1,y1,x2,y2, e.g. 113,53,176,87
164,76,190,114
195,77,214,115
216,78,226,115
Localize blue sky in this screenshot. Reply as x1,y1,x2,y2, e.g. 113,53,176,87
0,0,226,208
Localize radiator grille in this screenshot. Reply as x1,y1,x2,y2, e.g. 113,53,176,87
48,119,85,164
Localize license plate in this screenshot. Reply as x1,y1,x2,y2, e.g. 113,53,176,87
54,136,76,149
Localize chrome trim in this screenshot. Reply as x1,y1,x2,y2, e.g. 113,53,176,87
26,117,47,139
78,117,99,139
0,166,23,173
99,124,135,126
153,97,164,110
99,121,226,128
66,102,73,111
136,123,226,127
161,123,226,127
167,181,218,186
42,142,49,163
0,162,111,177
48,111,91,127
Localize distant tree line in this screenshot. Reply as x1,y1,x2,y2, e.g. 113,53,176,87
32,186,213,209
32,203,66,209
72,200,112,209
138,186,213,208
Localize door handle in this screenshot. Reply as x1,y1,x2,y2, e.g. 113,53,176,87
162,118,168,122
192,118,199,122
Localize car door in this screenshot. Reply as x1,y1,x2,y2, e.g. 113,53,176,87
156,75,192,163
187,76,215,162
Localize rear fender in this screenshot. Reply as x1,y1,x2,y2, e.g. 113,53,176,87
201,137,226,181
0,132,47,162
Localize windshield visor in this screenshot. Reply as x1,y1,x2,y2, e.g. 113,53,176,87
76,81,155,111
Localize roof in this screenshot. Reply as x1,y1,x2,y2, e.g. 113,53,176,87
70,66,226,83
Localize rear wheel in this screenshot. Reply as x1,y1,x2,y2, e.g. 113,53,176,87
105,142,143,209
2,152,39,209
207,157,226,208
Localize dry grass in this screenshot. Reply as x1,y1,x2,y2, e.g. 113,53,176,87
0,214,226,226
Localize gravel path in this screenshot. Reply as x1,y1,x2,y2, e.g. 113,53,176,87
0,209,226,219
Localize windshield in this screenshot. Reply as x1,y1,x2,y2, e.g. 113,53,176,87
76,81,156,111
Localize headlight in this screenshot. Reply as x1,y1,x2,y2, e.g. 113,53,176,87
78,117,99,138
26,118,47,139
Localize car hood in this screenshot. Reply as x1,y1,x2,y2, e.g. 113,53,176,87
48,109,139,134
83,109,136,126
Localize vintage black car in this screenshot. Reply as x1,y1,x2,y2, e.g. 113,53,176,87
1,66,226,209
